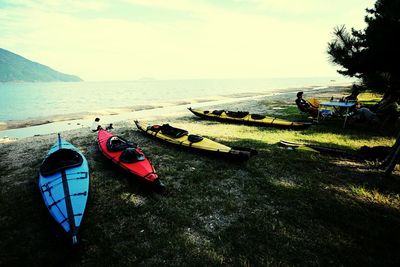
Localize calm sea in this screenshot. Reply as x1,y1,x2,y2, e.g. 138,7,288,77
0,77,351,121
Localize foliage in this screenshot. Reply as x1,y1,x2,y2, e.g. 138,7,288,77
327,0,400,94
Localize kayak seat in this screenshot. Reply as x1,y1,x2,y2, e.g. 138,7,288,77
120,148,145,163
40,149,83,176
148,125,161,132
188,134,203,143
203,110,210,114
107,136,137,152
251,114,266,120
226,111,249,118
160,124,188,138
212,110,224,116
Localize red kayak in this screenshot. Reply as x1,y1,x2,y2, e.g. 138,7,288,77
97,129,164,191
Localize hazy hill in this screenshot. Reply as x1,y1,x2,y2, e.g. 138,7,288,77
0,48,82,82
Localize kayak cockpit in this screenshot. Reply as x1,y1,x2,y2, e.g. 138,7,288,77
40,149,83,176
107,136,137,152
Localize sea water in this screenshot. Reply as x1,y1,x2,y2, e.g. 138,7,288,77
0,77,351,121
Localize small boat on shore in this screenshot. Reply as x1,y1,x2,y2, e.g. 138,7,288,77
134,120,257,160
188,107,312,130
97,129,164,191
38,134,89,245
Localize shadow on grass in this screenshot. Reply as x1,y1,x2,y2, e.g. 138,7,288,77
110,131,400,265
213,137,400,266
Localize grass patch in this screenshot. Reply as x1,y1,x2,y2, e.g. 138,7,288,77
358,92,383,102
1,94,400,266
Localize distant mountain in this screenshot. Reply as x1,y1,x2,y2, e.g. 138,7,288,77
0,48,82,82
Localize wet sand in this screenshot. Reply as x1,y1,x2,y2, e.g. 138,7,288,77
0,95,243,132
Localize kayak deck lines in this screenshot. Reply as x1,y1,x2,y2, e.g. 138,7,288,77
40,172,88,192
39,134,89,245
47,191,88,209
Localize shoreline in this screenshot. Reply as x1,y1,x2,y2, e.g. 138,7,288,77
0,95,242,131
0,85,351,142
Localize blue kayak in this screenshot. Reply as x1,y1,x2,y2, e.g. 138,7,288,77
38,134,89,245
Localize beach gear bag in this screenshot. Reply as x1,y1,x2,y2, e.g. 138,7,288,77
119,148,145,163
320,109,334,118
107,136,137,152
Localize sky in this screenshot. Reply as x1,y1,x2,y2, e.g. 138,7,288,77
0,0,375,81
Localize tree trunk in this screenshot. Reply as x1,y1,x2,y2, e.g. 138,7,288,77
382,130,400,176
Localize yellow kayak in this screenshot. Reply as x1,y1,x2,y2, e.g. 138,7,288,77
188,108,312,130
134,120,257,160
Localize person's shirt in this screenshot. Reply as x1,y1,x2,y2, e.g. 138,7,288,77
295,98,310,112
91,121,100,132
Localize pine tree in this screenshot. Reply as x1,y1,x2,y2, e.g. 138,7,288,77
327,0,400,94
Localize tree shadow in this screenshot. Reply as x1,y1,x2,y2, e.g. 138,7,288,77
204,137,400,265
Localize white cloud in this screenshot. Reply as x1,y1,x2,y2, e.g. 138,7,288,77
0,0,375,80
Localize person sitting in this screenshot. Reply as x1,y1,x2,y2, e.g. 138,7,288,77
295,91,319,118
345,85,361,102
343,85,362,113
91,118,101,132
91,117,113,132
349,92,399,126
